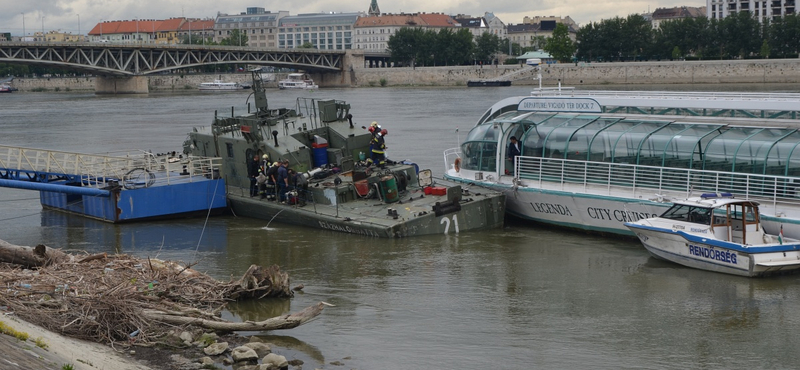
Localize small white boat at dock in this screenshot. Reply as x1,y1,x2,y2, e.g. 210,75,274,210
278,73,318,90
625,193,800,277
199,80,249,91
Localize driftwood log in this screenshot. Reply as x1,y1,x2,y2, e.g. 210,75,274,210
0,238,71,267
0,238,325,345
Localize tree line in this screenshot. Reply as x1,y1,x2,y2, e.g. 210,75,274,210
575,12,800,62
386,12,800,65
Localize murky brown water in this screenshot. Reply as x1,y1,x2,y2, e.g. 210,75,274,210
3,84,800,369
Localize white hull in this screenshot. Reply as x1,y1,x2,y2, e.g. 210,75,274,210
278,83,318,90
628,225,800,277
199,80,244,91
446,168,800,240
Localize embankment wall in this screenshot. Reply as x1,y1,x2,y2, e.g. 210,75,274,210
7,59,800,91
351,59,800,86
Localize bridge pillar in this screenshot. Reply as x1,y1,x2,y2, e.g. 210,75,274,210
340,50,365,87
95,76,149,94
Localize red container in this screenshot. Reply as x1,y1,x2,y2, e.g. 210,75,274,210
311,143,329,149
431,187,447,196
424,186,432,195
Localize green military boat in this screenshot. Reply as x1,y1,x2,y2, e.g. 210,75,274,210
183,71,505,237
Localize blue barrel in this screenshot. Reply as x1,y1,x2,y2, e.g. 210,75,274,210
313,147,328,167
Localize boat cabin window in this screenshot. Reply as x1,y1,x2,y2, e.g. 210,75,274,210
728,204,758,223
660,204,712,225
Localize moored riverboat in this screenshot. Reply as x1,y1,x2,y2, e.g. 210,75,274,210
183,71,505,237
278,73,318,90
625,193,800,277
444,88,800,239
0,146,226,222
199,80,249,91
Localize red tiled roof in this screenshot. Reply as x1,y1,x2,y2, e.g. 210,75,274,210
179,20,215,31
156,18,185,32
87,19,187,35
355,13,456,28
417,13,457,27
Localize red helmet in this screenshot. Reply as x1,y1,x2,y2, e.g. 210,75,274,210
380,129,387,136
368,126,375,133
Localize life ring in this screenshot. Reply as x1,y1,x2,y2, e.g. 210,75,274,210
454,157,461,172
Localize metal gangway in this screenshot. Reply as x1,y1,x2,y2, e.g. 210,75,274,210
0,145,222,196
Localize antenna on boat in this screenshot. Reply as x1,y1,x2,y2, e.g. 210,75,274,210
456,127,459,149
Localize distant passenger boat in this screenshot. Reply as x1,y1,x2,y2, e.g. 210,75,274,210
198,80,248,91
278,73,318,90
0,84,13,93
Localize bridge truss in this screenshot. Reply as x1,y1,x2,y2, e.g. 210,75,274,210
0,43,344,76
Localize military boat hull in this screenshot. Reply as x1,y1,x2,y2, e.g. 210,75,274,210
184,71,505,237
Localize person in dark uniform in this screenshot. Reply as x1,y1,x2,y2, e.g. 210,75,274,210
370,128,387,168
248,155,260,196
265,161,279,200
277,159,290,203
507,136,521,175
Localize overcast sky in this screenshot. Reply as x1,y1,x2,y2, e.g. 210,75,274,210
6,0,706,36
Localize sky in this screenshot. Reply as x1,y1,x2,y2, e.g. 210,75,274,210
4,0,706,36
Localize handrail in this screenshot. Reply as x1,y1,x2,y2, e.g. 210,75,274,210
0,145,222,188
515,156,800,211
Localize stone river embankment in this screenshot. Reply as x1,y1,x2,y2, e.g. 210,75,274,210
8,58,800,92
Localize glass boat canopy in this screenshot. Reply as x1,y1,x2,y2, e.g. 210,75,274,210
460,111,800,176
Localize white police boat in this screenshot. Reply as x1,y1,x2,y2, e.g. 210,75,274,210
624,193,800,277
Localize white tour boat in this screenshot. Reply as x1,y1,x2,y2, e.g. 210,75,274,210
198,80,248,91
443,88,800,239
278,73,318,90
624,194,800,277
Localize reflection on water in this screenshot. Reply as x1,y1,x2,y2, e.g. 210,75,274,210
5,88,800,369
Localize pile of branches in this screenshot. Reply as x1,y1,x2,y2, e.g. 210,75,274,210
0,239,324,346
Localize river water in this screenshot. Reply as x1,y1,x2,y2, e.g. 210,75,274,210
4,83,800,369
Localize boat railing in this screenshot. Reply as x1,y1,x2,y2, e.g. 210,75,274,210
443,147,461,173
0,145,222,189
515,156,800,210
528,89,800,102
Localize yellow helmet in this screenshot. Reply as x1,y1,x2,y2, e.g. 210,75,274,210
273,162,279,166
262,154,269,159
371,121,379,127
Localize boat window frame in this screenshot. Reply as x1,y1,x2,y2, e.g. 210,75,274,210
660,203,712,225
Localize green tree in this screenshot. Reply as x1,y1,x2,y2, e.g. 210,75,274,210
474,33,501,63
220,29,248,46
672,46,682,60
387,27,422,66
544,23,576,62
760,39,771,58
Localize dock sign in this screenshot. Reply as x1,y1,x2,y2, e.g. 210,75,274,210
518,97,601,113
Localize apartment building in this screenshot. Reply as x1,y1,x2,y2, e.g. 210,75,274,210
707,0,798,22
214,9,288,48
278,12,361,50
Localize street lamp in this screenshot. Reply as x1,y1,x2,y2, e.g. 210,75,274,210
100,19,103,41
77,14,81,41
41,16,45,41
136,17,139,43
21,12,25,40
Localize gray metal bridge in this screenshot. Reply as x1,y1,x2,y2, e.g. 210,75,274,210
0,42,345,76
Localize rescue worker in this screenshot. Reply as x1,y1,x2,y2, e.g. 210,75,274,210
248,155,260,197
265,161,279,200
277,159,290,203
260,154,270,173
289,169,309,205
370,128,388,169
256,169,268,199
